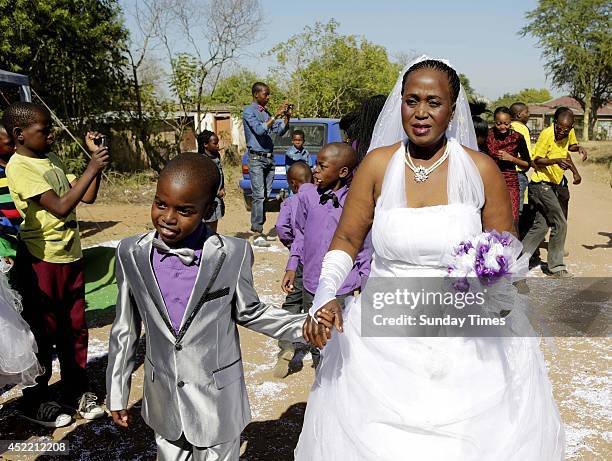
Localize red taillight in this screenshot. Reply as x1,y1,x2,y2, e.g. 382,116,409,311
242,164,249,175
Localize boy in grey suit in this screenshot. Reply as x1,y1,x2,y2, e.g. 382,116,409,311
106,153,307,460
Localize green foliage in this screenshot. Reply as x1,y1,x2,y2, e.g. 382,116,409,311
269,20,399,118
521,0,611,139
492,88,553,110
0,0,130,124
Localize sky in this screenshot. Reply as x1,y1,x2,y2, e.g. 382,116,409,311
121,0,558,101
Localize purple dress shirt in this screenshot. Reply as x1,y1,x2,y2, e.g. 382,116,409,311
275,183,309,249
287,183,372,295
151,224,206,332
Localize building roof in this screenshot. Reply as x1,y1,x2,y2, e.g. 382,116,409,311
528,96,612,116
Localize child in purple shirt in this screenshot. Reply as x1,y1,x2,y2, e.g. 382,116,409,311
273,161,312,378
282,143,372,368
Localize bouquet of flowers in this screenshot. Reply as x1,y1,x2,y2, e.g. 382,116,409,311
448,230,528,291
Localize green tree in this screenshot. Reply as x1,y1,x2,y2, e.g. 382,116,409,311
521,0,611,140
0,0,129,122
268,21,399,118
492,88,553,110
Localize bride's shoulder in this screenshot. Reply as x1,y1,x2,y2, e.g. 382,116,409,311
357,142,401,176
460,145,500,179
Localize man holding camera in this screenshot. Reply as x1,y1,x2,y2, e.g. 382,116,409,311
243,82,292,247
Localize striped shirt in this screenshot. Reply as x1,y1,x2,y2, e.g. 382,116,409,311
0,165,22,242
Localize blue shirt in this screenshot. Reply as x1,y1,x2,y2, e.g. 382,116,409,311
242,102,288,153
285,146,311,167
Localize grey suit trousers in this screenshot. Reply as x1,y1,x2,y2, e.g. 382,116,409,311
156,434,239,461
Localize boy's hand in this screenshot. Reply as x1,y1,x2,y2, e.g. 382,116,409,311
282,270,296,293
85,131,105,153
86,146,110,174
556,158,571,170
217,188,226,199
303,315,331,348
498,150,514,162
111,409,131,428
578,146,588,161
573,173,582,185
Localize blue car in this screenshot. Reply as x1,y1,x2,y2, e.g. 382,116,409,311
240,118,342,210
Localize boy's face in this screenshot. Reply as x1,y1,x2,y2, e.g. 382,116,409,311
0,131,14,157
16,112,54,154
313,148,348,190
518,107,530,124
254,87,270,107
292,134,305,150
151,175,213,246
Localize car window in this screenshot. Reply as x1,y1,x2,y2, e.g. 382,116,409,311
272,123,326,152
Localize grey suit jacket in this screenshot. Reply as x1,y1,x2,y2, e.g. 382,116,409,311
105,230,306,446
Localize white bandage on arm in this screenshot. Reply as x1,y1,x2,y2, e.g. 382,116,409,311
308,250,354,321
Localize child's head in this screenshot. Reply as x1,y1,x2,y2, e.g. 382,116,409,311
287,161,312,194
251,82,271,107
509,102,529,124
152,153,221,246
2,102,53,155
0,123,14,158
471,115,489,152
197,130,219,155
291,130,305,150
313,142,356,191
493,107,512,135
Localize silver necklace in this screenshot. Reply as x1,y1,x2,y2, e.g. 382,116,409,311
404,142,450,182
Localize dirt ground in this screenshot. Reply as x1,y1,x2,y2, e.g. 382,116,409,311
1,149,610,460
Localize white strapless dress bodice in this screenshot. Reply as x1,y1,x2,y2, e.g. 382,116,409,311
294,141,565,461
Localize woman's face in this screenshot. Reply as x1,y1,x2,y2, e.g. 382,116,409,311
401,68,454,148
494,112,512,134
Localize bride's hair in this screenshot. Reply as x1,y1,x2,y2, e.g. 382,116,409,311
401,60,461,103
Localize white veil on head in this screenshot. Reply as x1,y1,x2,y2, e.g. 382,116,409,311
368,54,477,153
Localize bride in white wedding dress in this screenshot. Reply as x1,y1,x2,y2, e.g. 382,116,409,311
294,56,564,461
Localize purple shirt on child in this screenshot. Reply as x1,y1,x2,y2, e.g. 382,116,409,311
275,184,309,248
287,183,372,295
151,224,206,332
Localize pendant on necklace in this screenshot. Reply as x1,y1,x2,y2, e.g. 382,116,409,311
413,165,429,182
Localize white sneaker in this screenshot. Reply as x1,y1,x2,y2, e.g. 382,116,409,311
20,401,72,428
252,236,270,248
75,392,105,420
264,233,276,242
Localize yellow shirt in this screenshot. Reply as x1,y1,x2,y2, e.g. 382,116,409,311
530,125,577,185
6,152,81,263
511,121,532,172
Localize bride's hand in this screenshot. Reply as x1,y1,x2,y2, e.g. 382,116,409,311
315,299,344,333
303,315,331,348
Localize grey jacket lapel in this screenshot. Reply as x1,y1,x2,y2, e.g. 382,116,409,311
176,231,227,342
131,232,177,338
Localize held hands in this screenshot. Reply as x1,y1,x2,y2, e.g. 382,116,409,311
303,299,344,348
281,270,296,294
85,131,110,174
110,409,131,428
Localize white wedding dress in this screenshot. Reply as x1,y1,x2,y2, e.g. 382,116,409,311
294,140,565,460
